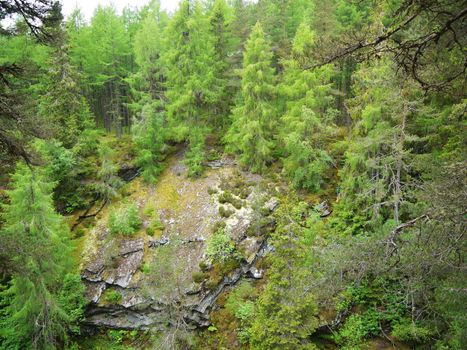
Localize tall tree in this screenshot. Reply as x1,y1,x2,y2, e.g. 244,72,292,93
0,164,84,349
37,43,93,148
208,0,236,128
331,61,419,236
163,0,218,135
280,21,336,192
225,22,277,173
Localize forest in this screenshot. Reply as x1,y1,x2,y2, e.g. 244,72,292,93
0,0,465,349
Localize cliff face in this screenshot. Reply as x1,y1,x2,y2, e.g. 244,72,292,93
80,151,278,330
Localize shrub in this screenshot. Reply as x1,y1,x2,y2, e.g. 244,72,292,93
391,318,433,343
207,186,218,195
199,261,209,272
218,191,244,209
206,227,236,263
219,205,235,218
192,271,209,284
102,289,122,304
108,203,141,236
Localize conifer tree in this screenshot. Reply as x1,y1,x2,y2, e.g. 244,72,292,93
225,22,277,173
331,61,418,235
132,105,167,182
250,200,318,349
0,164,84,349
208,0,236,128
38,43,93,148
280,21,336,192
163,0,218,136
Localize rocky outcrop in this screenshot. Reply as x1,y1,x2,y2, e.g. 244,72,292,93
81,156,278,331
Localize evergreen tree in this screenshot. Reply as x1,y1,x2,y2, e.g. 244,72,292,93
132,105,167,182
163,0,218,136
280,21,336,192
225,22,277,173
250,199,318,349
38,43,93,148
208,0,236,128
0,164,84,349
331,61,419,235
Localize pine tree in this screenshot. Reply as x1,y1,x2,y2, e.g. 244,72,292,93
280,21,336,192
38,43,93,148
0,164,84,349
249,199,318,349
208,0,236,128
331,61,419,235
163,0,218,136
132,105,167,182
225,22,277,173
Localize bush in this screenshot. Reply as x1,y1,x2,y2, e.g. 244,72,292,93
392,318,433,343
199,261,209,272
108,203,141,236
102,289,122,304
218,191,244,209
206,227,237,263
219,205,235,218
192,271,209,284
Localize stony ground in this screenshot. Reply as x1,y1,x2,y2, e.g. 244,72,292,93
78,149,274,329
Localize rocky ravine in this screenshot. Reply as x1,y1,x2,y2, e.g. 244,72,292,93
80,152,278,330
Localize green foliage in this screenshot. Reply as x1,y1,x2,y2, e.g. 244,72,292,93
108,203,141,236
218,191,244,209
37,45,93,148
206,227,236,263
219,205,235,218
192,271,209,284
0,164,83,349
249,198,319,349
334,311,380,348
102,289,122,304
163,0,219,138
132,107,167,182
225,22,277,173
279,21,336,192
183,127,206,178
391,319,433,343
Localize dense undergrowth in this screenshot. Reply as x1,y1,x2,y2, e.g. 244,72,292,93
0,0,465,349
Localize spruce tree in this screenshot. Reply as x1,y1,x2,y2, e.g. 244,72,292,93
0,164,84,349
208,0,236,128
331,61,418,235
225,22,277,173
280,21,336,192
38,43,93,148
163,0,218,136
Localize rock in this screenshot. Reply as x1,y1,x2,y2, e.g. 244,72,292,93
315,200,332,217
246,267,263,279
117,165,140,182
263,197,280,212
226,207,253,242
148,236,170,248
205,160,224,169
185,283,202,295
182,237,205,244
85,282,106,303
82,259,105,282
120,238,144,256
238,237,262,264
